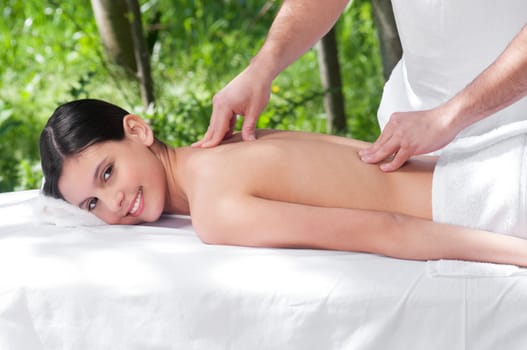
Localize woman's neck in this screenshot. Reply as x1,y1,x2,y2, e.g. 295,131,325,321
150,140,191,215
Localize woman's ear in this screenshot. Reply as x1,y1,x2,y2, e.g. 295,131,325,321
122,114,154,146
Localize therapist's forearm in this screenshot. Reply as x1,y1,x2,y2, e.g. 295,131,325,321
250,0,349,82
442,24,527,132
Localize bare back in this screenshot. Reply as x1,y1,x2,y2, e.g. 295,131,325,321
175,130,435,220
162,130,527,268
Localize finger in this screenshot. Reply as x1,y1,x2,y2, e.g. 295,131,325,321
192,107,221,147
241,113,258,141
192,119,218,147
380,148,412,172
191,140,203,147
359,128,393,157
225,115,237,139
191,127,212,147
201,108,235,148
360,136,400,164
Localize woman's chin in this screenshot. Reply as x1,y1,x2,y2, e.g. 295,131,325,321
135,210,164,225
96,207,164,225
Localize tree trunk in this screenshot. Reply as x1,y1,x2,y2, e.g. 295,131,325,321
317,26,347,134
91,0,136,74
371,0,402,81
125,0,155,108
91,0,155,108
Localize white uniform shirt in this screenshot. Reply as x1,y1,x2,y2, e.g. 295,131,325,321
377,0,527,140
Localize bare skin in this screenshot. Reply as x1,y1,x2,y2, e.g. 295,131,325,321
361,23,527,171
193,0,349,147
177,131,527,266
58,115,527,266
183,130,434,219
195,0,527,174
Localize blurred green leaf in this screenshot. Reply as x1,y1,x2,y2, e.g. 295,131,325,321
0,0,383,192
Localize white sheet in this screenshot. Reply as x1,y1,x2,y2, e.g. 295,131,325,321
2,190,527,349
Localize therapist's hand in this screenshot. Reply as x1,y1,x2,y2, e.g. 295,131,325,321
192,66,272,148
359,108,460,171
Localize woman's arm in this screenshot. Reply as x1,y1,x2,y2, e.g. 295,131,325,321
193,195,527,266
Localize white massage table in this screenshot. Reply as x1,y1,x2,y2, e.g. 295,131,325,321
1,190,527,349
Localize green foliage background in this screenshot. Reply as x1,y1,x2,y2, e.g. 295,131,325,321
0,0,383,192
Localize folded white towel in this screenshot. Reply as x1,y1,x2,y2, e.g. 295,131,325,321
31,193,105,227
427,259,527,278
432,120,527,239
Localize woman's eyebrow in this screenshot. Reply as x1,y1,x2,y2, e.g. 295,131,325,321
76,156,109,208
93,156,109,184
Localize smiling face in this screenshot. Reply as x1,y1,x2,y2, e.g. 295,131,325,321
57,115,167,224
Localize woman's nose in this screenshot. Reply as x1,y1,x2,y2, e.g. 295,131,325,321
101,189,124,213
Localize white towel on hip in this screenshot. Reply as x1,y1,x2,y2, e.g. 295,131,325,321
432,120,527,239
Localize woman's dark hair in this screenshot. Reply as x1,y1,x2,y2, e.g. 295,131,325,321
39,99,130,199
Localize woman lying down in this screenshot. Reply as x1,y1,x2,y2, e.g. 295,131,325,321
39,99,527,266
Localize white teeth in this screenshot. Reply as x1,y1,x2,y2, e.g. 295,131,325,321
130,190,142,215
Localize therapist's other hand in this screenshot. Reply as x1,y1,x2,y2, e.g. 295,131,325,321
192,66,272,148
359,109,459,171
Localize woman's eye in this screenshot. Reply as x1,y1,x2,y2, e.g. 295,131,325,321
103,165,113,182
88,198,98,211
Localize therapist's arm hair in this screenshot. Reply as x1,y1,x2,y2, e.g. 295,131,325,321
192,195,527,267
250,0,350,81
443,23,527,132
195,0,350,147
361,24,527,172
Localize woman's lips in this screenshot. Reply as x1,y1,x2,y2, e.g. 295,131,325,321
128,188,144,217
